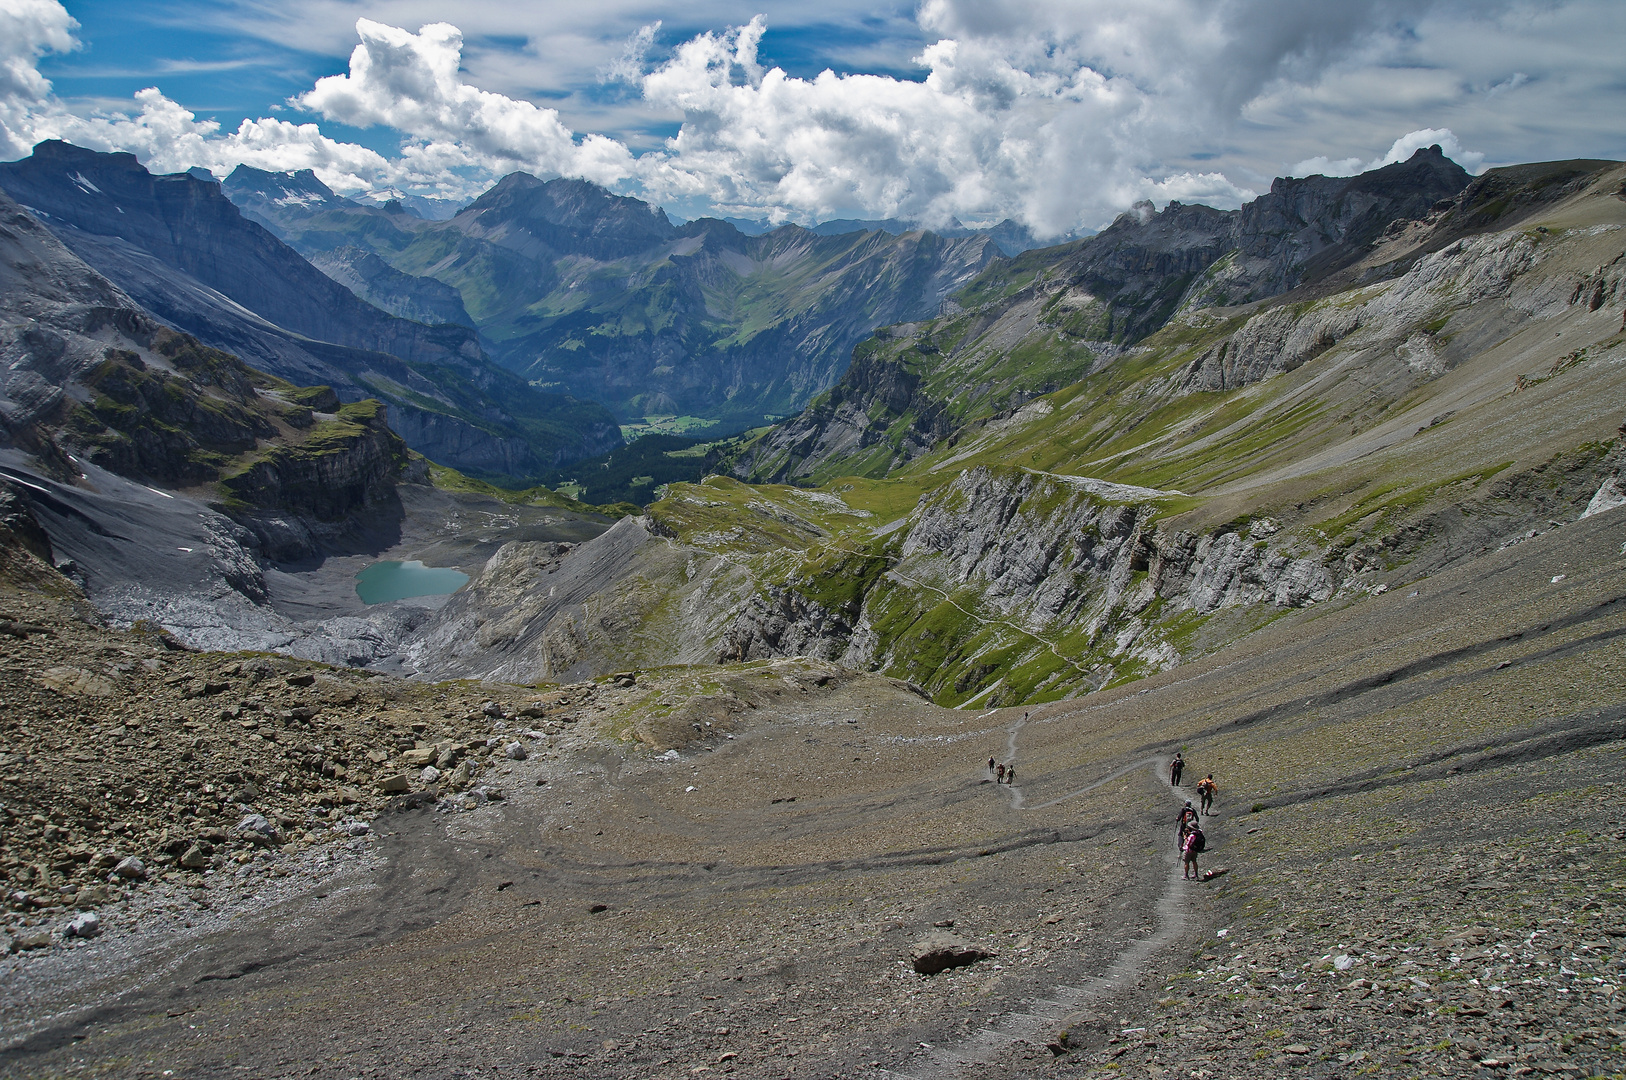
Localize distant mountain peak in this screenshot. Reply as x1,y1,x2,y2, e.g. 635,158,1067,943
458,171,677,260
223,164,351,212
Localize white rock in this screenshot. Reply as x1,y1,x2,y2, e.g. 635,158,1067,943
1581,476,1625,519
64,911,101,938
236,813,285,847
112,856,148,881
420,765,441,783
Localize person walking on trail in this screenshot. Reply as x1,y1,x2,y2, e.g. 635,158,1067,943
1182,823,1205,879
989,756,996,773
1170,753,1184,786
995,763,1006,784
1006,765,1016,786
1176,801,1198,849
1197,773,1217,814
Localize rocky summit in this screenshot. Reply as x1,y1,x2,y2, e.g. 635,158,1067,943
0,147,1623,1080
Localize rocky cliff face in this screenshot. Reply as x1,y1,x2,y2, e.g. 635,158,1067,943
1181,145,1472,309
218,399,414,562
0,143,620,478
707,467,1335,702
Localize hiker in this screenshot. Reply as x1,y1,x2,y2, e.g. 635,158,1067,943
1006,765,1016,786
1176,801,1198,848
1170,753,1184,786
989,756,996,773
995,763,1006,784
1197,774,1217,814
1182,823,1205,879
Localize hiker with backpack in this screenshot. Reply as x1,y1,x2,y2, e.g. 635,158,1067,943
1176,801,1199,849
1170,753,1184,786
1197,774,1217,814
1182,822,1205,879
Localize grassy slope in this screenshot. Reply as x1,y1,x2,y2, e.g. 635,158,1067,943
642,164,1626,705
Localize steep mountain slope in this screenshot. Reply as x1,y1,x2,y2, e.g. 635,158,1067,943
305,246,476,329
0,187,413,558
736,147,1476,484
0,143,619,478
225,168,1003,427
396,155,1625,706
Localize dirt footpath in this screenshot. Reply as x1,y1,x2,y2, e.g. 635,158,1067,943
2,511,1624,1079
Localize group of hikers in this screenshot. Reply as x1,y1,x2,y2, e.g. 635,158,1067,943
1170,753,1219,879
983,745,1218,880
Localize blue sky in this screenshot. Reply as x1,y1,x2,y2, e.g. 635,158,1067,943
4,0,1623,234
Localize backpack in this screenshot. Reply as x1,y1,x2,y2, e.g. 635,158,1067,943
1188,829,1206,854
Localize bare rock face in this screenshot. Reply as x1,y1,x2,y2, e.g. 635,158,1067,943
911,933,994,975
709,466,1336,694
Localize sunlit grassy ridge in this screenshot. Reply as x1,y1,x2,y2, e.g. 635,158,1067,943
639,164,1626,705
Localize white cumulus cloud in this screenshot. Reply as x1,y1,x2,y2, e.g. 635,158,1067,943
1290,127,1485,178
0,0,76,157
0,0,1616,233
296,18,635,188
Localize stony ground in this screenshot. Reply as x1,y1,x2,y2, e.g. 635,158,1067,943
0,505,1623,1079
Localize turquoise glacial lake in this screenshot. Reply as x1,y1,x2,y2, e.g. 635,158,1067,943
355,560,469,604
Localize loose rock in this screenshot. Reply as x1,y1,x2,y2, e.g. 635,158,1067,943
910,933,994,975
235,813,285,847
112,856,148,881
64,911,101,939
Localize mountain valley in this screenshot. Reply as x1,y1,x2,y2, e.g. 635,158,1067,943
225,166,1005,430
1,143,1623,1079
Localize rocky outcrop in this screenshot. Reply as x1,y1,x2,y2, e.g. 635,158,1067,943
1175,227,1544,395
1183,144,1472,308
218,400,410,561
712,467,1336,698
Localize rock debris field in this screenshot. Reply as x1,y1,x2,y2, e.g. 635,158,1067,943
1,511,1624,1079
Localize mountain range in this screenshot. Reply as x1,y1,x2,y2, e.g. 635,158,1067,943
0,141,621,481
2,139,1620,706
224,167,1005,429
2,120,1624,1080
734,146,1477,482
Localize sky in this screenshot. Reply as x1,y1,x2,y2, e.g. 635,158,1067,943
1,0,1622,236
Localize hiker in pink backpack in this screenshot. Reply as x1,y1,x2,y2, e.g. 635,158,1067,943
1182,822,1205,879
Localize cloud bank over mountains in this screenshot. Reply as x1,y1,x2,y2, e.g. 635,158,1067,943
1,0,1620,236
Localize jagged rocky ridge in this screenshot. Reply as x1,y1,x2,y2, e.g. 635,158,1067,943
709,467,1339,701
733,148,1477,482
730,152,1626,485
0,143,620,478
